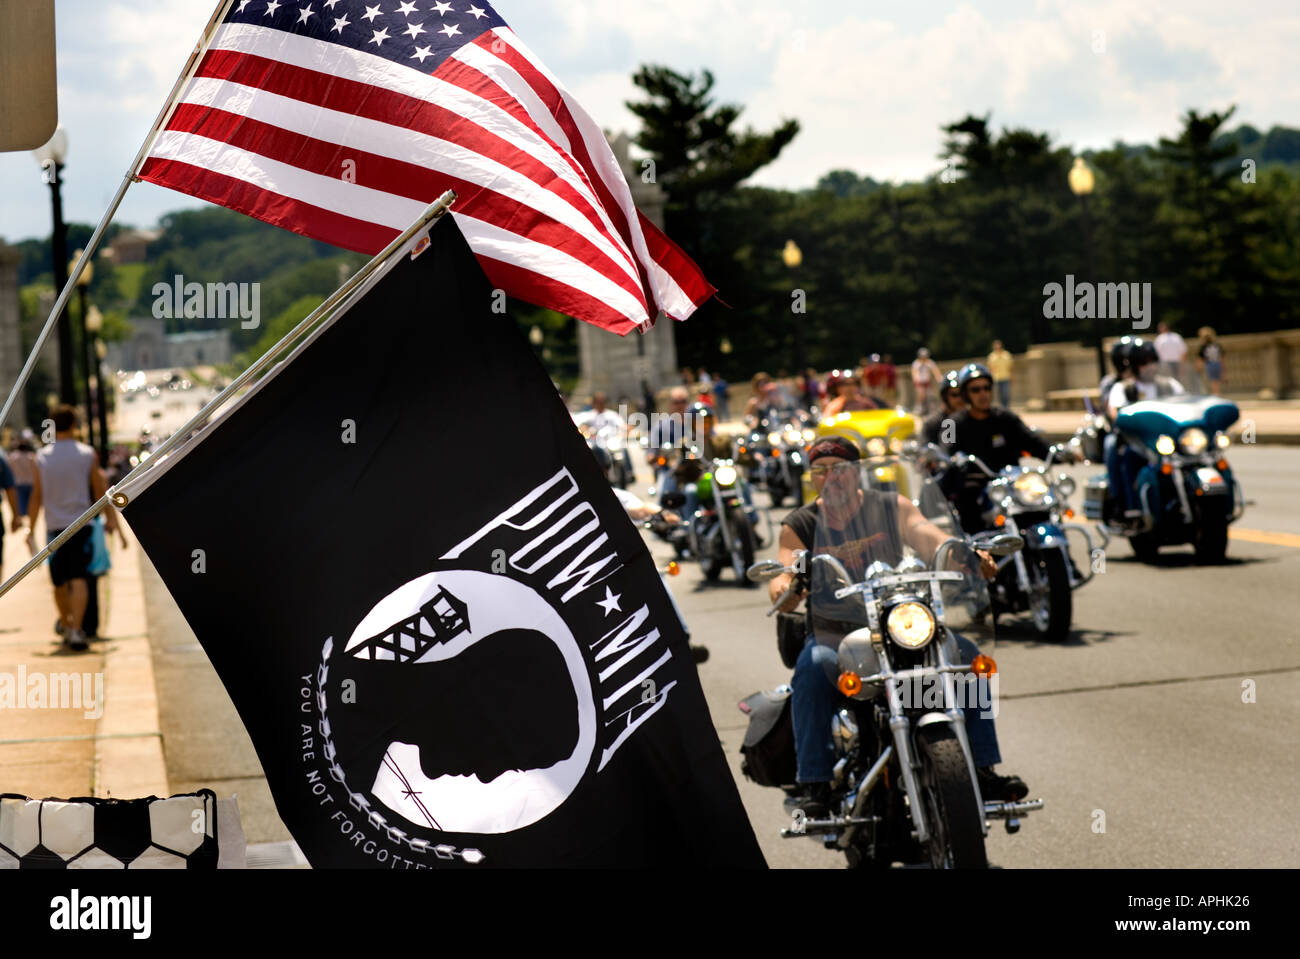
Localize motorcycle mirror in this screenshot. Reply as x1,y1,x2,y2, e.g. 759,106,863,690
984,533,1025,556
661,492,687,510
746,559,786,582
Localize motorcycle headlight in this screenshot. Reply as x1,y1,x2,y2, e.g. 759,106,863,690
1012,471,1050,506
887,601,936,649
1215,432,1231,450
802,429,816,443
767,431,782,446
866,437,887,457
1056,473,1076,497
1179,427,1208,456
1155,435,1176,456
714,465,738,487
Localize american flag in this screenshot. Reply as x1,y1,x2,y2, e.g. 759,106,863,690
137,0,714,334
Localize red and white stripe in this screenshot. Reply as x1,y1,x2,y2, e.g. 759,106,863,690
138,22,713,335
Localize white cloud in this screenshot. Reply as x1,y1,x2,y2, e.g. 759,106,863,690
1,0,1297,244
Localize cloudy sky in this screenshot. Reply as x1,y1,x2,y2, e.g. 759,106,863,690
2,0,1297,244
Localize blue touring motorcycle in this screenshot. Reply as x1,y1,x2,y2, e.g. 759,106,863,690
1083,395,1245,563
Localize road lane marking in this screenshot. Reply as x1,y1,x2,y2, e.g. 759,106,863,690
1001,664,1300,701
1229,527,1300,549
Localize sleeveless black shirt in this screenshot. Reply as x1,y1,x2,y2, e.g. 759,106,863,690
782,489,903,639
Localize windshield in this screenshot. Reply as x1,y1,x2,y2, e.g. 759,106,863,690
799,460,995,653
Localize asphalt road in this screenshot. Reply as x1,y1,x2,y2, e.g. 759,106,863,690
639,443,1300,868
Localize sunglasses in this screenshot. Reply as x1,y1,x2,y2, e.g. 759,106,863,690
966,383,992,394
810,464,855,478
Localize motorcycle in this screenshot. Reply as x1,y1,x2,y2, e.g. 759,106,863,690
741,475,1039,867
579,422,633,489
666,451,772,585
742,417,816,508
910,442,1103,643
1082,395,1244,564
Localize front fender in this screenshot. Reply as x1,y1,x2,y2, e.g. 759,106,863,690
1024,522,1068,550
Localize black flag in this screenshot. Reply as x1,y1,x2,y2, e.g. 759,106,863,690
121,219,765,869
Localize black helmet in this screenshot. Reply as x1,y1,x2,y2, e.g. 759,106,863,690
1129,340,1158,369
1110,335,1141,375
687,401,714,421
941,369,962,398
956,363,993,395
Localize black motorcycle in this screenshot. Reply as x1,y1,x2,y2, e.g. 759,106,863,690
740,470,1040,867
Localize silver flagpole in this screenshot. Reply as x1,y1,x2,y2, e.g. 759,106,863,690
0,190,458,604
0,0,237,433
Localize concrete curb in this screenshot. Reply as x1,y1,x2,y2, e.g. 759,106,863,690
93,520,170,799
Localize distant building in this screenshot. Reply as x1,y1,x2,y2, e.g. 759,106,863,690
102,229,161,266
105,317,232,371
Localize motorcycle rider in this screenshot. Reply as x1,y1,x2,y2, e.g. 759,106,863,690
1106,340,1184,526
822,370,884,418
922,370,965,445
768,436,1028,816
649,387,691,503
574,391,634,483
678,403,755,519
941,363,1077,534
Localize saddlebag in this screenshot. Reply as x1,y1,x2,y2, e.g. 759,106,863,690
739,688,797,788
776,611,808,669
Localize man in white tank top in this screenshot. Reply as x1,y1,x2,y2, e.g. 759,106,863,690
25,406,124,652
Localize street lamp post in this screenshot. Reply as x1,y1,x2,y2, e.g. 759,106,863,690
1068,157,1106,380
32,126,76,406
85,305,110,466
782,239,810,404
72,249,96,451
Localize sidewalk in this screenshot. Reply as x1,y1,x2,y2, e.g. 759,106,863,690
0,519,168,801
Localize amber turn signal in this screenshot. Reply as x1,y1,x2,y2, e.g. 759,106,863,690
1160,463,1173,475
837,672,863,697
971,654,997,676
994,515,1006,527
666,561,680,576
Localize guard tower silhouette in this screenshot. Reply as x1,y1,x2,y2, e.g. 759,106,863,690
350,587,471,662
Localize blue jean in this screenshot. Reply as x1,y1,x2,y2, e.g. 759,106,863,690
1105,434,1147,512
792,633,1002,783
996,380,1011,408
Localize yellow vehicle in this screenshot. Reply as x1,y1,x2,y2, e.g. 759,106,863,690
800,409,916,504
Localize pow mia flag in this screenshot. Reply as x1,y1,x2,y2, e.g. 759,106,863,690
120,219,764,868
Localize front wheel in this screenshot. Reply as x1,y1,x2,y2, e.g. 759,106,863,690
916,727,988,869
1193,500,1229,565
1027,548,1073,642
730,513,757,586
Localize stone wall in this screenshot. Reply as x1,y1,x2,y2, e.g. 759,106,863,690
918,330,1300,409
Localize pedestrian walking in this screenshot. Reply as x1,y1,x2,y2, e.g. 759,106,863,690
879,355,898,406
911,348,941,416
23,405,126,653
711,374,730,420
1196,327,1225,395
1154,322,1188,382
7,430,38,519
0,449,21,583
987,340,1014,408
